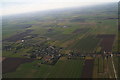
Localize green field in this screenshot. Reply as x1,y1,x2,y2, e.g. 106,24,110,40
70,35,100,53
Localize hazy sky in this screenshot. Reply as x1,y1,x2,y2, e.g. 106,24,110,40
0,0,119,16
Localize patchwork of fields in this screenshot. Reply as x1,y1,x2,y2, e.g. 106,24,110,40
2,2,119,78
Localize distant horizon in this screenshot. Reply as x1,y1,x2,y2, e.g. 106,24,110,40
1,0,119,16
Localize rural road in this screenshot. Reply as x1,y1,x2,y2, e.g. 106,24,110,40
111,54,117,80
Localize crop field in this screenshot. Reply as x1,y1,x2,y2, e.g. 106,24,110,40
97,34,116,52
2,57,34,74
97,57,104,73
2,2,118,78
70,35,100,53
81,59,94,78
3,59,83,78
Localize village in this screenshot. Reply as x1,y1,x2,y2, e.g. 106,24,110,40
3,38,118,66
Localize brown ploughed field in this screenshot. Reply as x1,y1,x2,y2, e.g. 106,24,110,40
2,57,34,74
81,59,94,78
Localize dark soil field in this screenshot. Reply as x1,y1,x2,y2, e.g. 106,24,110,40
81,59,94,78
72,28,89,34
3,30,34,42
97,34,115,52
2,57,34,74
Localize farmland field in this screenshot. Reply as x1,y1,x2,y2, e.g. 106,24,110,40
81,59,94,78
2,57,34,74
3,59,83,78
2,2,119,79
